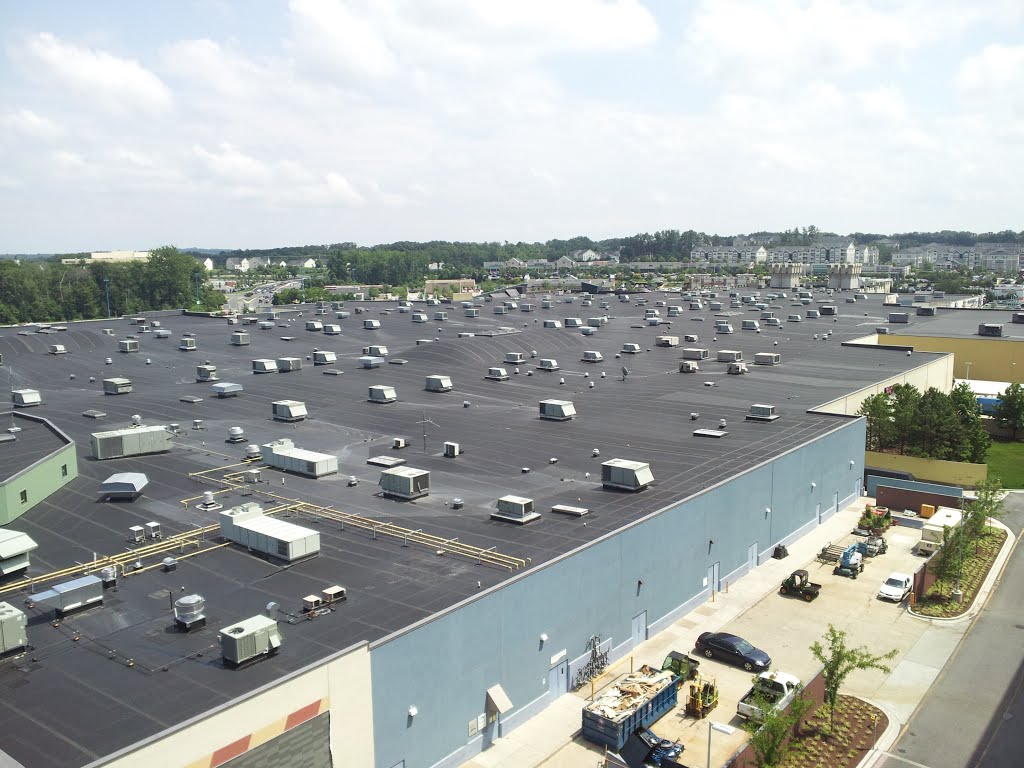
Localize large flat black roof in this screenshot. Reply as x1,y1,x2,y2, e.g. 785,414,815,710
0,290,946,767
884,306,1024,340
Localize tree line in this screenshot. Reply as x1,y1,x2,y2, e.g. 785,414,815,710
0,247,223,323
858,382,990,463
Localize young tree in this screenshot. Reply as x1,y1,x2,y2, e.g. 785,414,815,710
745,686,814,768
964,478,1006,542
809,625,897,732
949,381,991,463
994,382,1024,439
929,524,967,595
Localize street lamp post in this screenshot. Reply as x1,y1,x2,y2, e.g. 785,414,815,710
102,278,111,318
193,272,201,307
708,721,736,768
965,361,972,381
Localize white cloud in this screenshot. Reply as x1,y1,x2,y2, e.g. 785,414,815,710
325,172,364,204
684,0,982,90
0,108,62,139
193,143,273,185
956,44,1024,96
15,33,173,115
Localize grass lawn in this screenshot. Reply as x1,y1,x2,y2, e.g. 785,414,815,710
987,439,1024,488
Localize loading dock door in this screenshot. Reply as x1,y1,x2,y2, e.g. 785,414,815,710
707,561,720,594
631,611,647,649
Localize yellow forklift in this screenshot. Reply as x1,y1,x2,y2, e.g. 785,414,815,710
685,675,719,718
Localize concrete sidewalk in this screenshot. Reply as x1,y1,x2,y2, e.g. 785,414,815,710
460,502,1018,768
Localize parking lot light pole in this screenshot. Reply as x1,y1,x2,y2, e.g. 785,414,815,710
708,721,736,768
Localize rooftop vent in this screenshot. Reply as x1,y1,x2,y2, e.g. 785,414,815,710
746,404,779,422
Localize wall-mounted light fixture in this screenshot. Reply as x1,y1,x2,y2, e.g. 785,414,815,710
539,633,548,643
408,706,418,718
810,482,817,489
765,507,771,518
849,460,855,468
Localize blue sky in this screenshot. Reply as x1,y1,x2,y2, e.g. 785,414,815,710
1,0,1022,252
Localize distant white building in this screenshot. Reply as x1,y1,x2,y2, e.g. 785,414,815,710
201,257,214,271
61,250,151,265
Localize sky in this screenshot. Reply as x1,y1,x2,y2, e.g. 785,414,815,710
1,0,1023,253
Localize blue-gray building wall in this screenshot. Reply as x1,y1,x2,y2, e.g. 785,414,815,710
369,417,866,768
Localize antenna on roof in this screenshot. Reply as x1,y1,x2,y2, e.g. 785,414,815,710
416,409,439,454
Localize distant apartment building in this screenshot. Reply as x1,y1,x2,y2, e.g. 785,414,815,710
690,240,878,267
892,243,1021,273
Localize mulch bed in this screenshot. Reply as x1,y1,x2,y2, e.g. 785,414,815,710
914,527,1006,618
781,695,888,768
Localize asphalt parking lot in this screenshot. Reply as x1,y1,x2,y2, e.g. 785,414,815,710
529,506,933,767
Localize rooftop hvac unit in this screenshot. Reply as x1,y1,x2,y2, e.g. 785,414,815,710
504,352,526,364
220,502,320,562
492,495,540,524
227,426,246,443
543,319,561,328
787,314,802,322
581,327,595,336
219,615,282,668
359,355,385,369
212,382,243,398
336,311,351,319
714,322,734,334
252,358,277,373
230,332,250,346
393,437,407,449
682,348,709,360
444,441,460,458
621,343,641,354
667,306,682,316
145,521,162,540
118,339,139,353
0,602,28,654
154,329,171,338
717,350,742,362
271,400,307,422
601,458,654,492
655,335,679,347
588,317,608,327
259,320,275,330
196,365,218,382
323,324,342,335
305,321,323,331
1013,312,1024,324
173,594,207,631
727,361,748,375
244,444,262,460
412,313,428,323
541,300,553,309
425,375,453,392
97,472,149,500
876,327,890,334
754,352,781,366
364,345,388,356
679,360,700,373
465,308,481,318
581,350,603,362
887,312,910,323
368,385,397,404
313,350,337,365
520,303,535,312
539,399,576,421
485,367,509,381
747,404,779,422
0,529,38,576
564,318,582,327
32,575,103,617
819,305,838,316
433,311,448,321
978,323,1003,337
538,358,559,371
276,357,302,372
683,334,698,342
363,319,381,329
48,344,67,355
379,466,430,500
91,425,172,460
916,306,936,316
179,338,197,351
12,388,42,407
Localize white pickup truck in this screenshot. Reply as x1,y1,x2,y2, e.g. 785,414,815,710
736,671,801,722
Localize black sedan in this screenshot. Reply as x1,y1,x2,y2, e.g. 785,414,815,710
694,632,771,671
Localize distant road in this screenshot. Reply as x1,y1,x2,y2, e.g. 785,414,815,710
890,491,1024,768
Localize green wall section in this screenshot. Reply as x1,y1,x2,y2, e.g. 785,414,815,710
0,441,78,525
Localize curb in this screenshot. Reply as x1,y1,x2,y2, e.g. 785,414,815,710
854,696,902,768
906,518,1015,623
